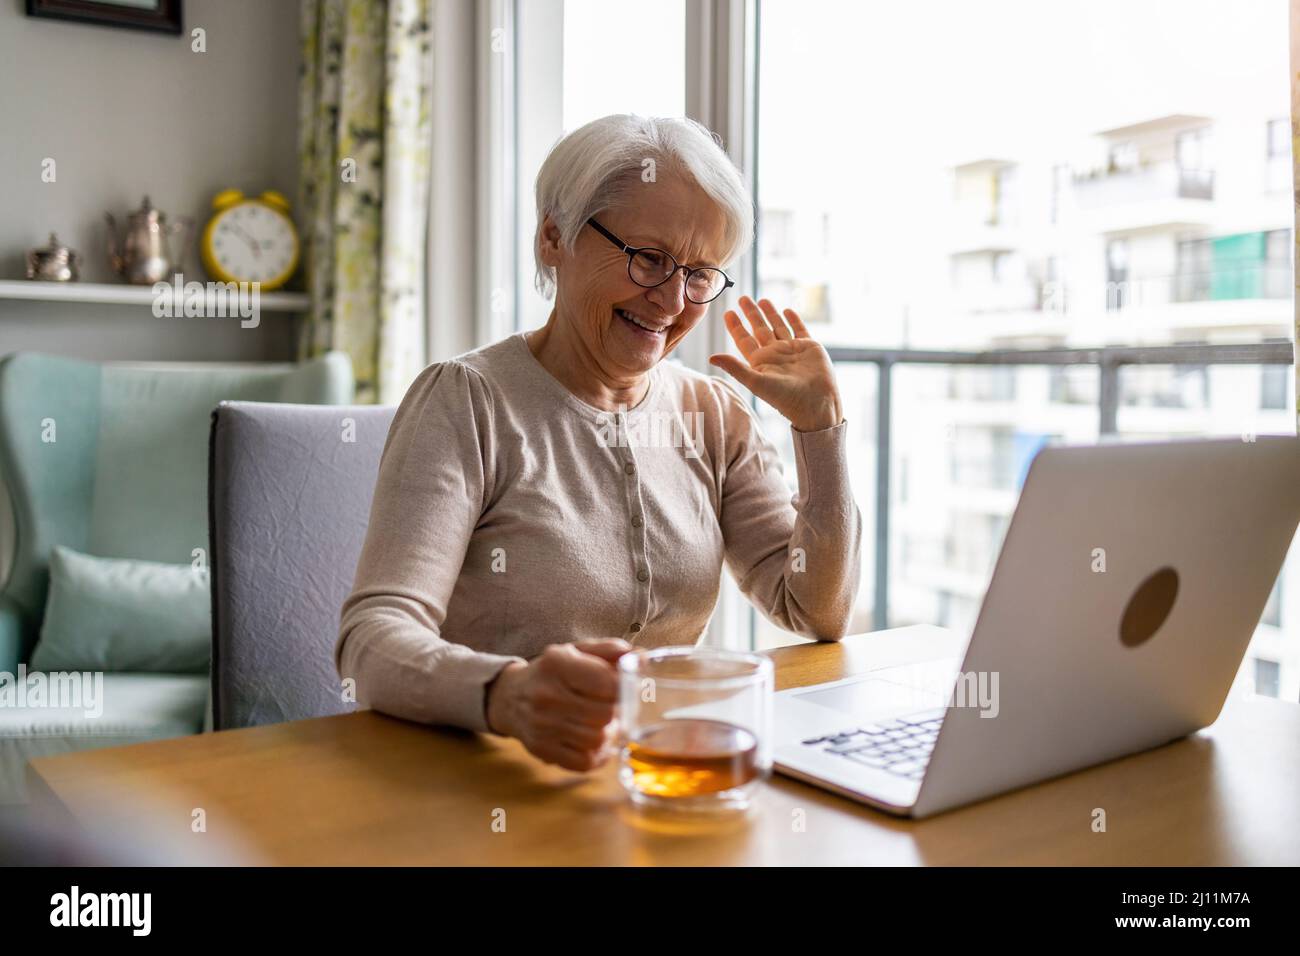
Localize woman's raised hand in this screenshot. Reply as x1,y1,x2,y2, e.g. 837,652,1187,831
708,295,843,432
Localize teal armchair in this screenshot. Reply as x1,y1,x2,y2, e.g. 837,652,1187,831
0,593,25,682
0,351,353,802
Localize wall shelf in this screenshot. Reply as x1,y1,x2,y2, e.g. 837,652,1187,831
0,280,309,312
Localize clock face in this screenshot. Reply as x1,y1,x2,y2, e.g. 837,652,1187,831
208,202,298,285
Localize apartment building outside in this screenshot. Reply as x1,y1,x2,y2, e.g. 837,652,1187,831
753,103,1296,701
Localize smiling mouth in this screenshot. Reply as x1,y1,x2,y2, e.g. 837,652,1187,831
615,307,670,336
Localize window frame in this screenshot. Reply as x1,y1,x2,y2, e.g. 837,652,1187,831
683,0,760,650
477,0,520,347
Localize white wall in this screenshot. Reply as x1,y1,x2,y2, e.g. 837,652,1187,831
0,0,303,585
0,0,302,363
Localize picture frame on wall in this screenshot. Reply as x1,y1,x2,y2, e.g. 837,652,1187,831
25,0,183,36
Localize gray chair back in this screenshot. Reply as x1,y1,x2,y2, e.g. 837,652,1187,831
208,400,396,729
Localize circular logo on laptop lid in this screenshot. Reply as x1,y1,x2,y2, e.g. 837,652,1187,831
1119,566,1180,648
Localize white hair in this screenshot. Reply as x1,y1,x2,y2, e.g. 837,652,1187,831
532,113,754,299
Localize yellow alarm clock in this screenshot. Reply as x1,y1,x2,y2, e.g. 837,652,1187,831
200,189,300,290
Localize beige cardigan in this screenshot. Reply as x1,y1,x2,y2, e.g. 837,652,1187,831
336,332,862,732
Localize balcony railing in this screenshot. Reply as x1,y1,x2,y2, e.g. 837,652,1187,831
1172,262,1293,303
825,340,1295,631
1073,161,1215,206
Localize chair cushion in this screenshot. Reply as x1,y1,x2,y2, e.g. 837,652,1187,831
0,672,207,804
30,546,210,673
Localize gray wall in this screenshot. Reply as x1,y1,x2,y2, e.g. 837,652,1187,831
0,0,302,362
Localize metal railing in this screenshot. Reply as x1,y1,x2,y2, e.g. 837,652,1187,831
1072,161,1215,205
825,340,1296,631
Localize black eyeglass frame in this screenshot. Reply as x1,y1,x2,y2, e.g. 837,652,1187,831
586,217,735,304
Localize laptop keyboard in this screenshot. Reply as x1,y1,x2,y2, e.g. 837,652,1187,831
800,708,946,780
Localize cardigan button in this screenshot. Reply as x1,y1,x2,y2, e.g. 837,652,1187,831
631,514,643,528
630,622,642,633
636,568,649,582
623,461,636,475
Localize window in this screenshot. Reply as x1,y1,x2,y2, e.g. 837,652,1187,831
1105,239,1129,310
994,165,1019,226
1176,127,1213,172
1265,227,1291,260
1261,363,1289,410
1267,117,1289,158
561,0,685,130
508,0,1298,654
1266,117,1292,192
1040,255,1060,310
1264,228,1292,299
1049,366,1098,405
1254,658,1281,699
949,426,1019,491
1049,164,1070,225
749,0,1293,662
1175,236,1212,302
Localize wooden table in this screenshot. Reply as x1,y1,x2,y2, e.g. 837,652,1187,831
28,626,1300,865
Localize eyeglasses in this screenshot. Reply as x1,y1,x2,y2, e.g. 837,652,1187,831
586,217,734,305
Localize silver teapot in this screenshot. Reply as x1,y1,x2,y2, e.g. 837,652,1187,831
26,233,81,282
105,196,193,285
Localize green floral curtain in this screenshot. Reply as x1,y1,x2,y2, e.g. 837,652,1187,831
298,0,432,404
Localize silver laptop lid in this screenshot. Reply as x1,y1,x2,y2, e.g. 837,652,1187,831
913,436,1300,818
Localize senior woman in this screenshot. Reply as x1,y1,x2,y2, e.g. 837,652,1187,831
337,113,862,772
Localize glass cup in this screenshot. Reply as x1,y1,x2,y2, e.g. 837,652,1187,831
616,646,773,814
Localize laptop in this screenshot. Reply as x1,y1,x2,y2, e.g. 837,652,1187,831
771,435,1300,819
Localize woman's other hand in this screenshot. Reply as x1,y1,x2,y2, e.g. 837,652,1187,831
709,295,844,432
486,637,632,771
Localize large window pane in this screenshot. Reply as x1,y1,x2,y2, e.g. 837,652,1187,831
1115,362,1297,700
887,363,1100,638
562,0,685,130
756,0,1291,349
753,0,1296,701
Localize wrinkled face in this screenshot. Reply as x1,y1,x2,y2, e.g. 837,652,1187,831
543,172,731,377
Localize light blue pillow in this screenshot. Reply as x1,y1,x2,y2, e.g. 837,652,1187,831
31,546,211,673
